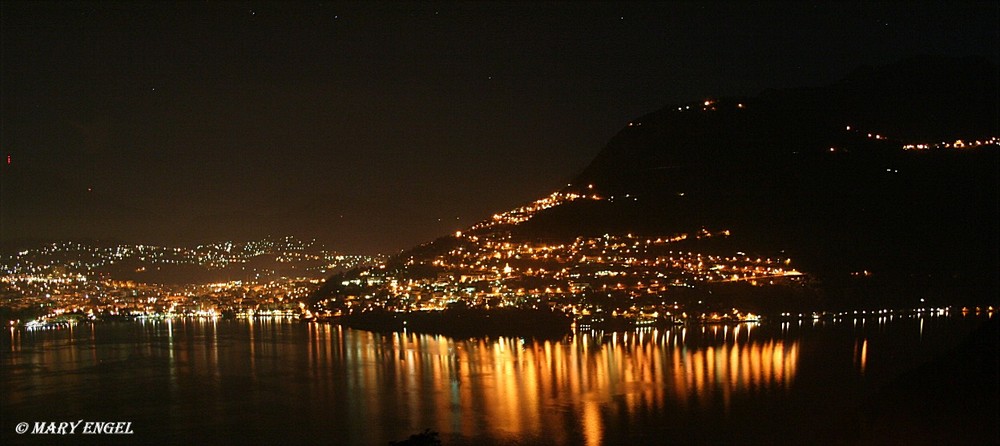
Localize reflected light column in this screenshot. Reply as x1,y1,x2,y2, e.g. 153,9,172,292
582,400,603,446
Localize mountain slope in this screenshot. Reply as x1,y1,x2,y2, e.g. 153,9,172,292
529,56,999,301
313,56,998,313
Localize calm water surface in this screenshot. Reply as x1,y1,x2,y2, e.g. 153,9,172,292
1,314,994,445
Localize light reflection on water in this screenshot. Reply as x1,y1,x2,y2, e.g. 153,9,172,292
318,325,800,444
1,313,989,445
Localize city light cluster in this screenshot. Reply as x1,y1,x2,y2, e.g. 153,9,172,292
317,208,802,325
1,237,382,326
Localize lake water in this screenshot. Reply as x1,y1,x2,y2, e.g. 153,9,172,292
2,314,996,445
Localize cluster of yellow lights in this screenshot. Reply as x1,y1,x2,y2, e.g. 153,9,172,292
466,191,601,232
902,136,998,150
322,225,805,319
1,273,320,324
843,125,997,151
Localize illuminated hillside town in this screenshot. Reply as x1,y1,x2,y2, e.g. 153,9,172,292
6,119,993,332
2,101,995,330
1,237,382,327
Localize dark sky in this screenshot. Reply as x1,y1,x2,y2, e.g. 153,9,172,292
2,1,996,254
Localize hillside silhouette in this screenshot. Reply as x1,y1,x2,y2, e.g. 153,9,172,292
531,56,998,305
315,56,998,310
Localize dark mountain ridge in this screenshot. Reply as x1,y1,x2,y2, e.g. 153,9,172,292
574,56,995,187
314,56,998,310
542,56,998,303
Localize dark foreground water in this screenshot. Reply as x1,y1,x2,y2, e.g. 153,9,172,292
2,314,996,445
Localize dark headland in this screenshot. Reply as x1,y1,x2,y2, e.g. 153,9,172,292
311,56,998,337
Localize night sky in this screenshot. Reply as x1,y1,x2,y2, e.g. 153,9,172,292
2,2,996,254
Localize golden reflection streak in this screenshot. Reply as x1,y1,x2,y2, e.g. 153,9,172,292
694,349,705,404
8,326,17,354
327,323,799,441
761,342,772,387
583,400,603,446
672,347,687,409
860,339,868,375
